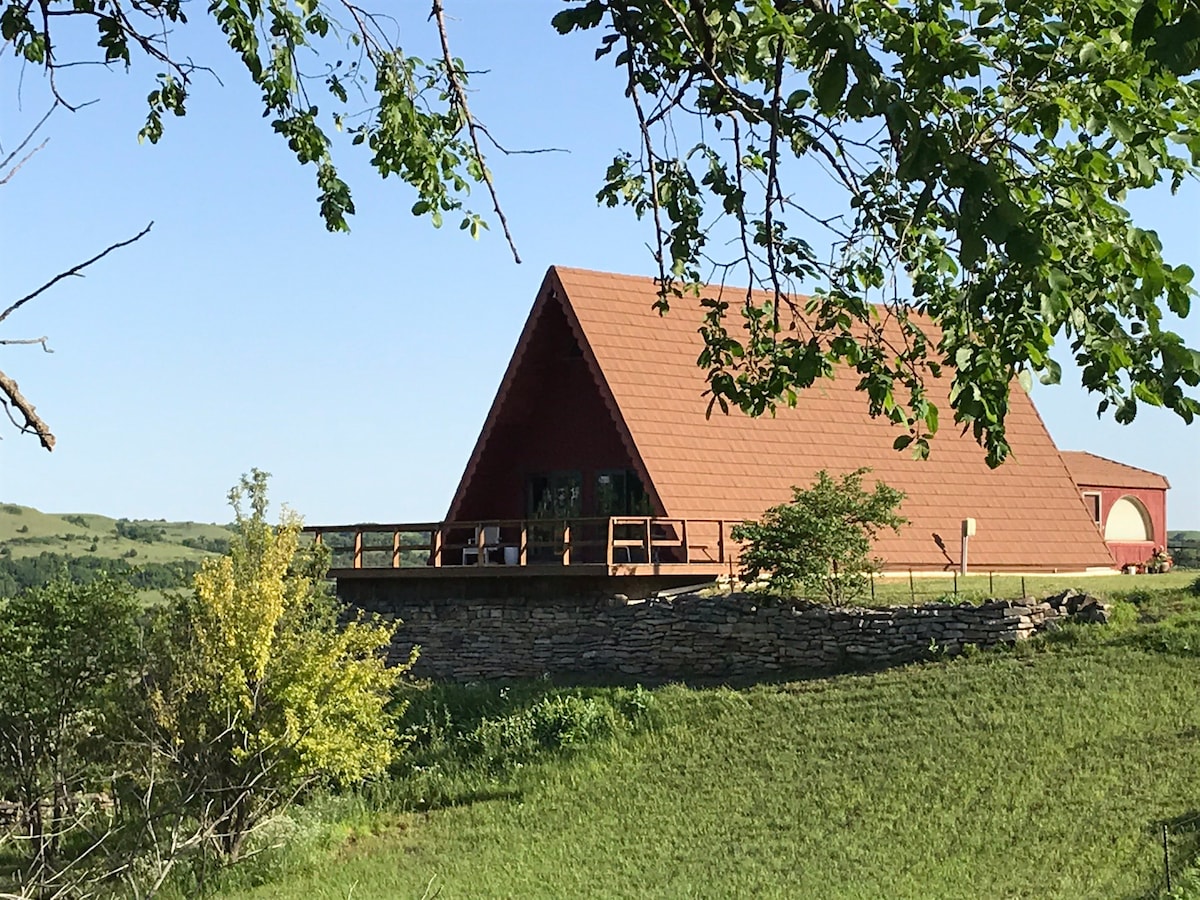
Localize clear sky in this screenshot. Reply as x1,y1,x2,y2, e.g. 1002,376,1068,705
2,2,1197,529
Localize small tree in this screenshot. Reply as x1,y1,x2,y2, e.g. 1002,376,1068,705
139,470,411,863
732,469,906,603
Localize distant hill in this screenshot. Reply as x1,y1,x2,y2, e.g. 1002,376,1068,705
0,503,232,563
1169,531,1200,569
0,503,234,597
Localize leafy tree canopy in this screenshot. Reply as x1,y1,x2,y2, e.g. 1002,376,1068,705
4,0,1199,463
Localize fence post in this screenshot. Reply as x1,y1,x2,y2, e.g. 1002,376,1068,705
1021,575,1027,598
353,531,363,570
392,530,401,568
870,572,875,602
1163,823,1172,893
989,571,994,596
909,570,915,605
953,570,958,597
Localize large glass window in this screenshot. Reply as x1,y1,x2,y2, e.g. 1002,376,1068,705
526,471,582,519
595,469,651,516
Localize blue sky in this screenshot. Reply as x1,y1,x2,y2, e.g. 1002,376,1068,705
2,2,1197,529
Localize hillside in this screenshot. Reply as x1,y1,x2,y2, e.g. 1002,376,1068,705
0,503,232,564
0,503,233,598
213,583,1200,900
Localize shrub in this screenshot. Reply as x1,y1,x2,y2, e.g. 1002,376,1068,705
138,470,411,862
114,518,165,543
732,468,906,603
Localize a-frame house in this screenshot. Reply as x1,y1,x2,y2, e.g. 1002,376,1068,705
445,266,1117,573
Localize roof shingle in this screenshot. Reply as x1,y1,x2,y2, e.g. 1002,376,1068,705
549,266,1115,572
1061,451,1170,491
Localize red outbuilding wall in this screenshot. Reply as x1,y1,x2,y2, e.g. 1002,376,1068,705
1079,485,1167,569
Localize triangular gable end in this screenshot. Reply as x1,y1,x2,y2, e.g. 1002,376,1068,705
445,268,663,522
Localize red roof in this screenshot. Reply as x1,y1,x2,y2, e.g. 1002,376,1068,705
450,266,1116,572
1060,451,1170,491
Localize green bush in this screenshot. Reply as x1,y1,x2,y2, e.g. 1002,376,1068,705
114,518,165,543
732,468,906,603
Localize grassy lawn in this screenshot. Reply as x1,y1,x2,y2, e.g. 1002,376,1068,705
869,568,1194,604
211,578,1200,900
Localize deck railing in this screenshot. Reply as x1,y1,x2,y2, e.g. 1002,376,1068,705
301,517,742,571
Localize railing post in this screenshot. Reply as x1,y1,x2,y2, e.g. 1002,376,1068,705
681,519,690,564
519,522,528,566
476,524,486,566
392,530,401,568
562,521,572,566
717,520,726,564
606,517,614,567
431,527,443,568
643,517,652,564
313,531,322,547
353,531,363,569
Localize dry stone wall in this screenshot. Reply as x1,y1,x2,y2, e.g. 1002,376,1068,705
341,578,1106,682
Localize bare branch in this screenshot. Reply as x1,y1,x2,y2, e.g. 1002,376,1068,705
0,368,54,450
0,137,48,186
474,123,567,156
1,222,153,327
429,0,521,263
0,101,58,173
0,336,53,351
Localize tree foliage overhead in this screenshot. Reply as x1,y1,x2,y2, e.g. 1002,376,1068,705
555,0,1200,465
3,0,1199,463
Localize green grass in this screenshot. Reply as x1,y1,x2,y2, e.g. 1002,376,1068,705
867,569,1195,604
209,579,1200,900
0,503,231,564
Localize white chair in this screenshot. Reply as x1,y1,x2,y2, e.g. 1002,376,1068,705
463,525,502,565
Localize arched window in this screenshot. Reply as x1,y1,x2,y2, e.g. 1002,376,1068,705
1104,496,1154,542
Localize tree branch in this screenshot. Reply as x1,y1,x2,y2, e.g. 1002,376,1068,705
0,368,54,450
0,222,153,327
430,0,521,263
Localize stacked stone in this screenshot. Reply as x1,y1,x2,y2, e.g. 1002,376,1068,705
347,583,1110,682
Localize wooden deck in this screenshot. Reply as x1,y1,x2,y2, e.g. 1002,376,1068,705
303,517,742,579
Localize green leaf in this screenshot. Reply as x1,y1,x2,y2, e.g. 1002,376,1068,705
1103,80,1139,103
1039,359,1063,386
1047,268,1072,292
815,57,848,115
